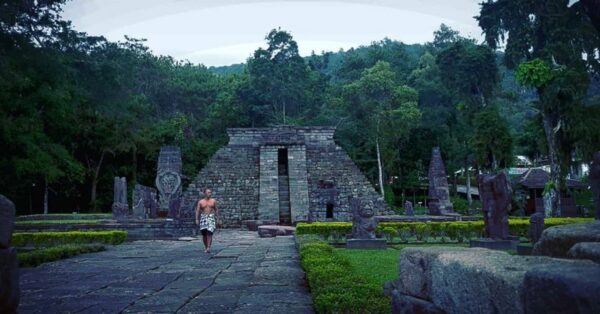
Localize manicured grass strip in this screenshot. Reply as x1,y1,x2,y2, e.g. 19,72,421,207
16,219,105,225
12,230,127,247
298,238,390,313
334,248,399,288
16,213,112,221
18,244,105,267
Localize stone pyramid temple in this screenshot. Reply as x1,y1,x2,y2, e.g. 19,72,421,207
181,126,391,227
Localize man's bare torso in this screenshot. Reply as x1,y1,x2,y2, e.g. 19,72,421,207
198,198,216,215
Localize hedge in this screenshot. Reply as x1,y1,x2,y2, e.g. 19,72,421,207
12,230,127,247
18,244,105,267
296,218,592,243
298,238,390,313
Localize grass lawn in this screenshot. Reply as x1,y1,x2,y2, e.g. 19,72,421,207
335,243,471,288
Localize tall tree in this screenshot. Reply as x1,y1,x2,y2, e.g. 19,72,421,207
478,0,600,215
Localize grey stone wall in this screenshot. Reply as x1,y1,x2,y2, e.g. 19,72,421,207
181,126,391,226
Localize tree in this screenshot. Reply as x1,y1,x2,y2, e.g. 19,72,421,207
471,105,513,170
478,0,599,215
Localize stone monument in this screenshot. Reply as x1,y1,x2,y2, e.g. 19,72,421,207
347,198,386,249
0,194,20,313
132,184,159,219
471,172,518,250
111,177,129,219
427,147,453,215
156,146,182,218
529,212,545,244
590,151,600,220
404,200,414,216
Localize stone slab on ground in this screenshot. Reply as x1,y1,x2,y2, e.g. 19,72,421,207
0,194,15,248
257,225,295,238
346,239,387,249
469,238,519,250
532,221,600,257
19,230,314,313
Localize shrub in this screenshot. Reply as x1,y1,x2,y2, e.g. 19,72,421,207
12,230,127,247
382,227,398,242
18,244,105,267
298,238,390,313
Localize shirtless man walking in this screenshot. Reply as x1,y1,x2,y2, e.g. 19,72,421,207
195,188,219,253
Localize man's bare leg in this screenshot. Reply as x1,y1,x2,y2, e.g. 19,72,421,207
202,234,208,252
207,233,213,253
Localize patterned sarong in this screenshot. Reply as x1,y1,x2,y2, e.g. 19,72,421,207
199,213,216,233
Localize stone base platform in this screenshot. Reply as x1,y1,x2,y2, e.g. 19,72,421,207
375,215,480,223
470,237,520,250
346,238,387,249
257,225,295,238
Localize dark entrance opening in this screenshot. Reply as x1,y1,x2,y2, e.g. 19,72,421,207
326,202,334,219
278,148,291,225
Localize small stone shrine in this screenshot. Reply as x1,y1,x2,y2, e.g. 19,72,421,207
0,194,20,313
111,177,129,219
156,146,182,218
132,184,159,219
590,151,600,220
427,147,453,215
181,126,391,227
529,212,545,244
404,200,414,216
347,197,386,249
471,171,517,250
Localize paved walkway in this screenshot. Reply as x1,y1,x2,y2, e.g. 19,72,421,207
18,230,314,313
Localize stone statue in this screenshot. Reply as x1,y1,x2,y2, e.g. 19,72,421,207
132,184,158,219
529,212,545,244
478,172,511,239
590,151,600,220
351,198,377,239
112,177,129,219
428,147,453,215
404,200,414,216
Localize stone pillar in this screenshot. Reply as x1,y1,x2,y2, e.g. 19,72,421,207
111,177,129,219
258,146,279,222
288,145,310,223
156,146,182,218
0,194,20,313
427,147,453,215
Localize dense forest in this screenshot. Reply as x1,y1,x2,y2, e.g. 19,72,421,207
1,0,599,215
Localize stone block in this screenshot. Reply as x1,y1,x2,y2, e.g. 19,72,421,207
523,263,600,313
0,247,19,313
567,242,600,263
391,291,445,314
346,239,387,249
0,195,15,249
469,238,519,250
532,222,600,257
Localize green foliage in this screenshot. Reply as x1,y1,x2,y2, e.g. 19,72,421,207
17,244,105,267
296,218,593,243
471,105,513,169
12,230,127,247
516,59,554,88
298,239,390,313
450,196,469,215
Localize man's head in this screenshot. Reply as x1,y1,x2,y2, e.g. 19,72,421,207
203,188,212,198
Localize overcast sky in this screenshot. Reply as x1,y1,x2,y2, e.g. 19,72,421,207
62,0,484,67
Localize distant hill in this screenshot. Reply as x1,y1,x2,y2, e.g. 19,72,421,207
208,63,245,75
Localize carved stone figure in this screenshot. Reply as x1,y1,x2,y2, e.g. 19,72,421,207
529,212,545,244
156,146,182,218
132,184,158,219
0,194,20,313
478,172,511,239
404,200,414,216
112,177,129,219
590,151,600,220
351,198,377,239
428,147,453,215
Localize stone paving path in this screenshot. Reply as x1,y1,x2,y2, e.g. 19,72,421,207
18,230,314,313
